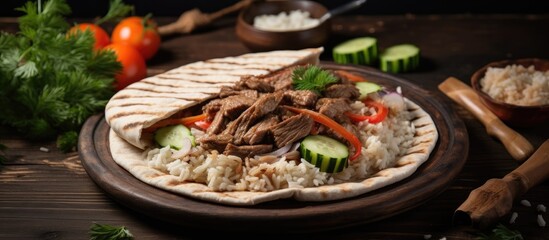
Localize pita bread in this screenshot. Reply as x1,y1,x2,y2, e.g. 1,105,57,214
105,47,324,150
105,48,439,206
109,99,437,206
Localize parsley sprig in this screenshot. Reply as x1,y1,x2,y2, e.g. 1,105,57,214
476,224,523,240
292,65,338,94
0,0,121,152
89,223,133,240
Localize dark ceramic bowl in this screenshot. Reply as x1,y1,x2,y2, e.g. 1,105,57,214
471,58,549,127
236,0,331,52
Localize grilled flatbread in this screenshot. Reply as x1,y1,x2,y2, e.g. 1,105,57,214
105,47,439,206
105,47,324,150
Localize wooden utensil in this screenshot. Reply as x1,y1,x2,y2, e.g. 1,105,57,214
438,77,534,162
453,139,549,229
158,0,254,36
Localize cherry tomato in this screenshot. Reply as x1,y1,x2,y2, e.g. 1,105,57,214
112,16,161,60
104,43,147,91
68,23,110,50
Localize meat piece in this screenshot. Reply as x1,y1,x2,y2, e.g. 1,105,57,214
262,66,296,91
205,95,255,134
206,111,226,134
242,114,279,145
202,98,223,121
271,113,313,148
198,134,233,153
221,95,256,120
223,143,273,158
235,76,274,92
315,98,352,122
219,87,259,99
224,92,284,144
283,90,318,108
324,84,360,100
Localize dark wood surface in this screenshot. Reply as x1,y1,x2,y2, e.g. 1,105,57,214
1,13,549,239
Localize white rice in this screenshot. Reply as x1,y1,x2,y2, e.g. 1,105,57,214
521,199,532,207
253,10,320,31
144,100,415,192
480,64,549,106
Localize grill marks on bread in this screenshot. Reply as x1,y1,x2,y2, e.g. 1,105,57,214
104,48,324,149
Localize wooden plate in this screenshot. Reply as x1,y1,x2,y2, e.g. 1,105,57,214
78,63,469,233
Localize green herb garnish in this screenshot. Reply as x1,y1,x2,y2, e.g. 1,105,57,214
94,0,134,25
476,224,523,240
292,65,338,94
0,0,121,152
89,222,134,240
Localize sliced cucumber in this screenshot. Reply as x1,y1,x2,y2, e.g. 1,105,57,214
154,124,195,150
379,44,420,73
333,37,378,66
355,81,382,99
300,135,349,173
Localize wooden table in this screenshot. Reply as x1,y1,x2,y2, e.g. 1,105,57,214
1,14,548,239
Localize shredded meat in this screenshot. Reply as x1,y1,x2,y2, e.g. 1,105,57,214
271,113,314,148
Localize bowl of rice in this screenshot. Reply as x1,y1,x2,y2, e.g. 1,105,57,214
236,0,331,52
471,58,549,127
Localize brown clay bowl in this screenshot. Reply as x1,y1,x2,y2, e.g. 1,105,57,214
471,58,549,127
236,0,331,52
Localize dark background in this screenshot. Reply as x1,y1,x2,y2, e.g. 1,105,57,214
2,0,548,17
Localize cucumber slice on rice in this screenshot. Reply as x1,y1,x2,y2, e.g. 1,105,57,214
379,44,420,73
355,81,382,99
333,37,378,65
300,135,349,173
154,124,195,150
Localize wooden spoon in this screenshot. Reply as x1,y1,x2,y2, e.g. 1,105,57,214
158,0,254,36
438,77,534,162
453,138,549,229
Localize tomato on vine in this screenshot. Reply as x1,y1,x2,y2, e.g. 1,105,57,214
67,0,133,50
112,15,161,60
104,43,147,90
68,23,111,50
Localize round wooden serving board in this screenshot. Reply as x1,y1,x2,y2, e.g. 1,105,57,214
78,63,469,233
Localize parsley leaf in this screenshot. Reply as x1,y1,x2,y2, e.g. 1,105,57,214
476,224,523,240
0,0,121,152
292,65,338,94
89,222,134,240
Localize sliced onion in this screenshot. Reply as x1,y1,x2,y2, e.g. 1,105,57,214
171,138,192,159
257,143,293,157
382,92,406,112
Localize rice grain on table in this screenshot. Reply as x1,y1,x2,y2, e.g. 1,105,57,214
509,212,518,224
480,64,549,106
538,214,546,227
521,199,532,207
537,204,547,213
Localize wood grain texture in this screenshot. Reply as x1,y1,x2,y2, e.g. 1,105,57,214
1,14,549,239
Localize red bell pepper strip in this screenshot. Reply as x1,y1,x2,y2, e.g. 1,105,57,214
284,106,362,161
335,70,368,82
344,99,388,124
145,113,207,132
193,119,211,130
